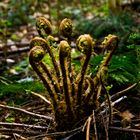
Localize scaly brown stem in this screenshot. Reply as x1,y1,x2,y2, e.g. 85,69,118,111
29,46,59,118
30,37,61,83
86,34,119,103
40,61,60,94
84,76,95,104
45,41,61,82
59,40,74,119
75,35,94,111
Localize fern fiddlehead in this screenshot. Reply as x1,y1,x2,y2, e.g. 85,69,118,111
47,35,57,48
29,45,58,112
59,40,75,119
95,34,119,85
85,34,119,105
59,18,73,41
30,37,60,93
30,36,47,50
59,18,76,96
75,34,94,112
36,17,52,38
36,18,61,82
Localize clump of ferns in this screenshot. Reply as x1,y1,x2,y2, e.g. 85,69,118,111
29,17,119,132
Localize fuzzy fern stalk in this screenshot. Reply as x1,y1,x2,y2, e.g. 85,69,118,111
88,34,119,106
29,17,119,132
59,41,75,119
29,45,59,120
75,34,94,115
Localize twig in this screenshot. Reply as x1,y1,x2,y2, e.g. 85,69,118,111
99,82,139,111
109,126,140,133
0,104,53,121
82,118,88,132
0,122,48,130
111,82,139,101
111,96,127,106
100,75,113,125
132,119,140,123
98,96,127,116
101,113,109,140
0,134,10,139
92,110,98,140
0,128,41,135
28,126,82,139
97,82,134,114
86,117,92,140
26,90,51,105
13,133,26,140
0,76,12,84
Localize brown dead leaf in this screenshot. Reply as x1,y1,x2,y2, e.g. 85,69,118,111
120,110,135,127
120,110,134,122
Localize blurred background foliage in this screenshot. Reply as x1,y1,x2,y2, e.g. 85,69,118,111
0,0,140,102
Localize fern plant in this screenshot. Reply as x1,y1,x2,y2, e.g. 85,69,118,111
29,17,119,133
88,34,139,95
108,33,140,88
0,17,139,140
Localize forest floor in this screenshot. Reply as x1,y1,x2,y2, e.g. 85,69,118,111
0,1,140,140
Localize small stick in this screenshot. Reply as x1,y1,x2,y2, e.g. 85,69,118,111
0,128,41,135
111,82,139,101
13,133,26,140
86,117,92,140
101,114,109,140
82,118,88,132
0,104,53,121
0,122,48,130
96,81,136,115
100,76,113,125
132,119,140,123
92,110,98,140
28,126,82,139
109,126,140,133
98,96,127,116
26,90,51,105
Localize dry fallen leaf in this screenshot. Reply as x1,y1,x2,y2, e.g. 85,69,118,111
120,110,134,121
120,110,135,127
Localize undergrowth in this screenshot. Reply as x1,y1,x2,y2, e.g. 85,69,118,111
0,81,45,104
